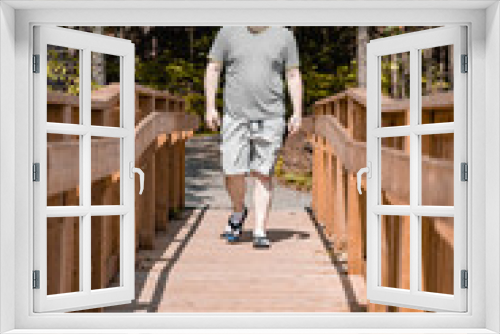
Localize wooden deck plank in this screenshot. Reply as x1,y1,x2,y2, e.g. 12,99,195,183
104,208,366,313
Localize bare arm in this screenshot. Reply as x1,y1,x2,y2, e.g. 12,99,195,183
204,60,223,130
285,67,303,134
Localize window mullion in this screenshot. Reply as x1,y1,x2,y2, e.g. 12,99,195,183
413,122,454,135
409,48,420,294
82,48,92,293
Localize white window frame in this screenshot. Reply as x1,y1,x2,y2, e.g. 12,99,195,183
365,25,468,312
0,1,498,333
33,25,137,313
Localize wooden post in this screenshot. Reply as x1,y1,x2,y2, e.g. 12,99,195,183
347,97,355,138
89,210,111,313
140,145,156,249
91,214,104,290
347,173,363,275
327,101,334,115
155,135,170,231
172,134,181,212
134,91,141,126
166,99,175,215
60,189,80,294
88,178,116,300
102,215,120,288
318,103,327,224
311,134,319,215
317,137,326,223
88,179,110,304
179,135,186,210
101,214,112,288
137,93,155,125
63,104,72,124
177,98,186,211
360,189,367,278
405,109,411,152
167,137,176,215
135,162,142,251
383,214,396,289
334,154,346,252
46,216,62,295
329,152,337,239
324,144,334,237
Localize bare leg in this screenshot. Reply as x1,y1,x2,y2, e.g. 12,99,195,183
252,172,273,235
224,174,246,212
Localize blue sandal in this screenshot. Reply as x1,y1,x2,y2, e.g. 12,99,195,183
226,221,244,243
221,207,248,241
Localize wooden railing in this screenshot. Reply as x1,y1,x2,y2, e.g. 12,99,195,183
45,84,199,310
306,87,454,312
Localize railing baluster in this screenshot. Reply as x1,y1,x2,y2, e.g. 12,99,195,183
47,84,198,312
304,88,453,313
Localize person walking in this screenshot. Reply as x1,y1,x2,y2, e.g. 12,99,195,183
204,26,303,248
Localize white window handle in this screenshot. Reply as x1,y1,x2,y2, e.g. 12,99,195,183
129,162,144,195
357,162,371,195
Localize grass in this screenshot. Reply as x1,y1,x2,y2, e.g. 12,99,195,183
274,155,312,192
194,129,220,137
280,172,313,190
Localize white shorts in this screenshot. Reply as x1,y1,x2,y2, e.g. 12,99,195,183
220,113,286,176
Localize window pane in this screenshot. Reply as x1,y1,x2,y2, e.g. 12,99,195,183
421,216,454,295
91,52,121,127
380,215,410,290
380,52,410,127
47,217,80,295
381,136,410,205
47,134,80,206
421,45,454,124
91,215,121,290
421,133,454,206
47,45,80,124
91,136,121,206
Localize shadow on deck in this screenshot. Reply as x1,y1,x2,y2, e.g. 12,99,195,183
104,205,368,313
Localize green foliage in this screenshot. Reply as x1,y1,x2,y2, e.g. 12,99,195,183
47,48,80,95
134,27,360,131
59,26,449,132
274,155,285,177
299,59,358,114
281,173,313,190
47,48,113,95
135,48,211,129
274,155,312,191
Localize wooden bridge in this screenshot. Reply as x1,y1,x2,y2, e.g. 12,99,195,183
45,84,453,313
46,84,199,311
308,87,454,312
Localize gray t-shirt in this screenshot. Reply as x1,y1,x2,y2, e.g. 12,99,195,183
208,26,300,120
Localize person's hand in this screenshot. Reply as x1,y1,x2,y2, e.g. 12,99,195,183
287,114,302,135
205,108,221,131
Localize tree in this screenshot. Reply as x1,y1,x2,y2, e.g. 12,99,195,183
357,26,369,89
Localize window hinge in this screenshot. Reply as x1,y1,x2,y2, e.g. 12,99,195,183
461,54,468,73
461,269,468,289
461,162,468,181
33,270,40,289
33,163,40,182
33,54,40,73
